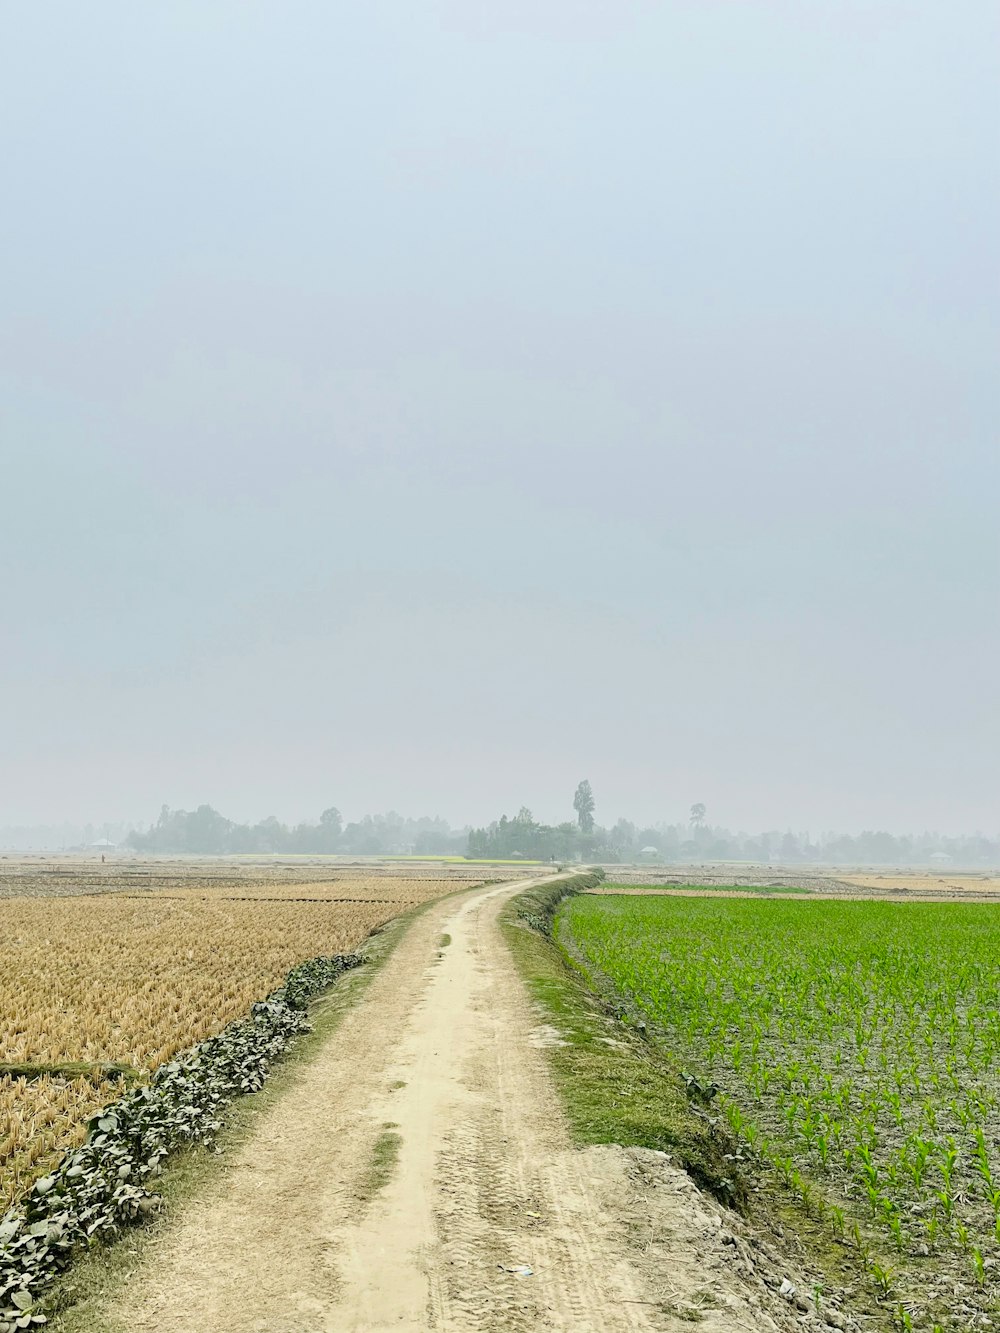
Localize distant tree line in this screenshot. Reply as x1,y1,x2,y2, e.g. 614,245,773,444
466,809,582,861
7,783,998,864
575,821,1000,866
125,805,465,856
466,784,1000,866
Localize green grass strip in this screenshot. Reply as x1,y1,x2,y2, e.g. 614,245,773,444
500,878,746,1209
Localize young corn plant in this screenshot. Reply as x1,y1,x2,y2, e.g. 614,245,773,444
868,1260,895,1301
971,1245,986,1288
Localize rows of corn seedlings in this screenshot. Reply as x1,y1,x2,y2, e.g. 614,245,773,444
559,894,1000,1331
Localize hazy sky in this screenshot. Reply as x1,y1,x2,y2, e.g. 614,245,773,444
2,2,998,834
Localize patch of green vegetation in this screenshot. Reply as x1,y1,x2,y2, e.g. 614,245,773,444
0,1061,143,1084
383,856,544,864
356,1126,403,1202
500,879,746,1210
439,933,452,948
465,858,544,865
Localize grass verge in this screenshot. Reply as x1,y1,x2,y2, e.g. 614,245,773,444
499,877,747,1209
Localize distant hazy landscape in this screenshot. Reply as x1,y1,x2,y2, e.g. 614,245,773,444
3,793,998,866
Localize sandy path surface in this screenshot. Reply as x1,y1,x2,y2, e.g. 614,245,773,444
109,876,801,1333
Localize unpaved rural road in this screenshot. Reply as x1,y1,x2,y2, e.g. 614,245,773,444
112,877,796,1333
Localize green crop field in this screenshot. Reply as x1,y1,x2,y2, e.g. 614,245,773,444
558,894,1000,1329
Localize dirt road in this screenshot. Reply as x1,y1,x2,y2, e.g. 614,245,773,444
108,876,800,1333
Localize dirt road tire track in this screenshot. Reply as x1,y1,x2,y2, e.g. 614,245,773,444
105,875,795,1333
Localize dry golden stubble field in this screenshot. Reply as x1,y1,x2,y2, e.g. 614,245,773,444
0,1075,115,1213
0,866,468,1213
0,894,434,1070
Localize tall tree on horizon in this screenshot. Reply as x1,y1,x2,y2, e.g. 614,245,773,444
573,779,596,834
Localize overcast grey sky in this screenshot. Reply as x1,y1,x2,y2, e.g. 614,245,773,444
2,2,997,834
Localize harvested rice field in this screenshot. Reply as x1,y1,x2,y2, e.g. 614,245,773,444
0,859,487,1216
